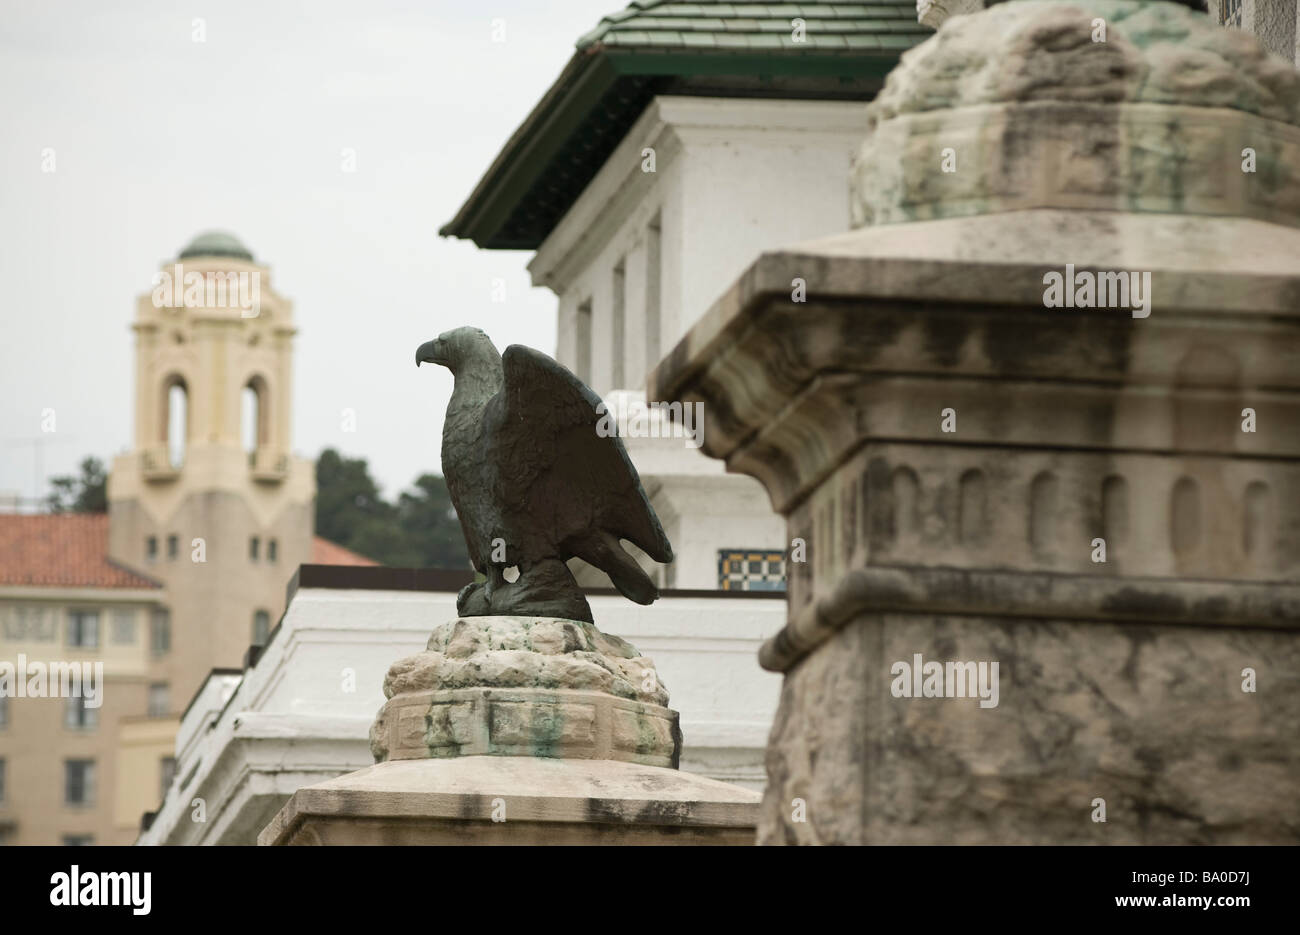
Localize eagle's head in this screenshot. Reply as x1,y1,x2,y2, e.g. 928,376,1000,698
416,327,496,375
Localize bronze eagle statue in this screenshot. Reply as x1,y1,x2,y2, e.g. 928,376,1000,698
416,326,673,623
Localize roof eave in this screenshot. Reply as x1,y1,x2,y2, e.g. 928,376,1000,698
440,45,909,250
439,45,616,247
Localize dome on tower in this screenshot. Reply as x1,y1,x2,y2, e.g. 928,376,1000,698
178,230,254,261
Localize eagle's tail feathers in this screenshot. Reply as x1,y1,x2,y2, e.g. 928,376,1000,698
574,531,660,605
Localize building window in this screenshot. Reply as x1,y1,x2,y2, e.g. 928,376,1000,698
150,609,171,657
147,683,170,718
611,258,626,390
249,536,260,561
575,300,593,384
64,760,96,807
268,538,278,563
146,535,158,561
64,690,99,730
1220,0,1243,28
252,610,271,646
242,376,270,456
163,377,189,469
67,610,99,649
110,609,136,645
717,549,788,592
62,834,94,847
645,213,662,378
5,606,56,642
160,756,177,801
167,534,179,560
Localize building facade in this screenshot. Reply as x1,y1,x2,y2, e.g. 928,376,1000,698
442,0,933,592
107,231,316,700
0,233,369,845
0,516,171,846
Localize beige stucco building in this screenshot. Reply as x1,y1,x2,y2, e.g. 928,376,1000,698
0,233,368,845
0,530,173,846
107,231,316,699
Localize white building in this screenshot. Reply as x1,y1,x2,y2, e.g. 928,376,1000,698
441,0,931,591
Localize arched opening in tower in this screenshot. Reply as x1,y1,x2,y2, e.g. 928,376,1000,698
242,375,270,460
161,375,189,470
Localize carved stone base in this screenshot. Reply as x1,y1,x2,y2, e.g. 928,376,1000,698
368,616,680,766
262,614,760,846
371,686,680,767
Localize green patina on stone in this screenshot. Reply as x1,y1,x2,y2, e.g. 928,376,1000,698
852,0,1300,229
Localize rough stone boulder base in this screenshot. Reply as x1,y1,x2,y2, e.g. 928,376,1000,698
369,616,680,767
854,1,1300,229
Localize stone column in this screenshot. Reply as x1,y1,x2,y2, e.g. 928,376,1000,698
260,615,759,844
653,0,1300,844
1240,1,1298,65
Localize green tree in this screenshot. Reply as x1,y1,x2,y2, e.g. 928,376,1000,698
397,473,470,570
46,457,108,513
314,448,468,569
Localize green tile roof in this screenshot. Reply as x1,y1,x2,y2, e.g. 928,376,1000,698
577,1,929,51
442,0,930,249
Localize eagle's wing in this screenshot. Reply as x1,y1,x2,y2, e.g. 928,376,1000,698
498,344,672,564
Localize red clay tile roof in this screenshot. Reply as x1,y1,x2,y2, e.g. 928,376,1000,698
0,514,160,589
311,536,378,566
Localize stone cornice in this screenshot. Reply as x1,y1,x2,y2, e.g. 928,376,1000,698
651,212,1300,514
761,564,1300,672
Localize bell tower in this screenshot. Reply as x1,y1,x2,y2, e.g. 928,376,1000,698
108,232,316,701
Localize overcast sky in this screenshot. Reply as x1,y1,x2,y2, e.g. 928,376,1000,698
0,0,618,504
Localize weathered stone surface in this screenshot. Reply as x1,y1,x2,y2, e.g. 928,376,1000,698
381,616,668,705
854,1,1300,228
917,0,985,30
652,0,1300,846
263,608,767,843
369,616,680,767
259,755,760,846
760,613,1300,844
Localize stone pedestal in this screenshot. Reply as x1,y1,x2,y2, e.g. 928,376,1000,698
258,756,757,845
261,615,759,844
652,0,1300,844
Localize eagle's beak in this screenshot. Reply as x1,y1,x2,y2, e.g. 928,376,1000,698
416,339,446,367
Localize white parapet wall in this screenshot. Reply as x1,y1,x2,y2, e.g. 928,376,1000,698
587,591,783,787
137,568,784,844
